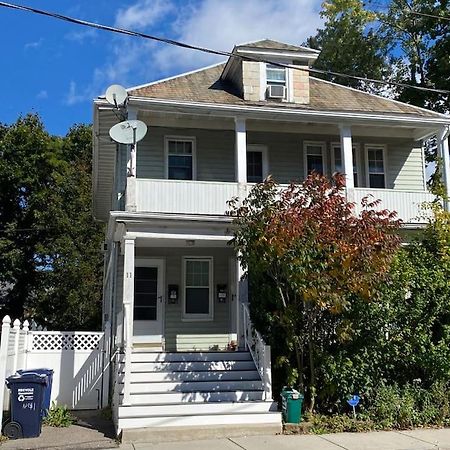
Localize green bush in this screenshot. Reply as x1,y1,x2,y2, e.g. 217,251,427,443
43,402,75,427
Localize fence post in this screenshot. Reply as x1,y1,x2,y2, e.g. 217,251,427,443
0,316,11,427
22,320,30,369
12,319,21,375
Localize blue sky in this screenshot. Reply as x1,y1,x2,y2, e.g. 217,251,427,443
0,0,323,135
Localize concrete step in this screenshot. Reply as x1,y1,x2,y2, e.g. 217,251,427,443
118,400,277,418
123,369,261,383
119,411,282,430
125,390,265,404
130,351,252,363
124,380,263,393
128,360,256,372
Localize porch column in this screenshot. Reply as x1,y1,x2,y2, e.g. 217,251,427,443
438,126,450,210
236,255,248,350
339,125,354,200
125,108,137,212
122,237,135,405
235,117,247,184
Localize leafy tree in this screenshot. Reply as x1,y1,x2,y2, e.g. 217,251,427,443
0,115,104,330
228,174,401,410
307,0,391,92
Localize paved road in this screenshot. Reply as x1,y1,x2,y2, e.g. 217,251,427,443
119,429,450,450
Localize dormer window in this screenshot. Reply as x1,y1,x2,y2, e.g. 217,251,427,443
266,64,286,99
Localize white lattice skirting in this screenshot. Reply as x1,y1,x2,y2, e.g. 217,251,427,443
31,332,103,351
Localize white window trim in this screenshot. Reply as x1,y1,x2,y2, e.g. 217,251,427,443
164,135,197,180
364,144,387,189
182,256,214,322
247,144,269,182
330,142,361,187
303,141,326,179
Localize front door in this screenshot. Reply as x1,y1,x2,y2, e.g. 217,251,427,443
133,259,164,344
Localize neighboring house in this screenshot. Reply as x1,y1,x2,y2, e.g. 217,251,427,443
92,40,450,439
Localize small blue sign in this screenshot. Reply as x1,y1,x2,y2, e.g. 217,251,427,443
347,395,360,407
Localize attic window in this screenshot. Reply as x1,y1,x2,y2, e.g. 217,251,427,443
266,64,287,99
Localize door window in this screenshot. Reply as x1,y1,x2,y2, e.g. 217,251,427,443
134,267,158,321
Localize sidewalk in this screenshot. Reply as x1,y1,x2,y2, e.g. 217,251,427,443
119,428,450,450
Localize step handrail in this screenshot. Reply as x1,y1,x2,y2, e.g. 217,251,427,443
242,303,272,401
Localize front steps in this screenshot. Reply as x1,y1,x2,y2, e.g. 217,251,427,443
118,350,281,441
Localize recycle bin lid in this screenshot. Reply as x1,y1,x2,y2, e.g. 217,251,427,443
6,372,47,384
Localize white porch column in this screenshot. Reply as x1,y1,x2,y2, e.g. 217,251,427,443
125,108,138,212
236,255,248,350
122,237,135,405
339,125,354,198
438,126,450,210
235,118,247,184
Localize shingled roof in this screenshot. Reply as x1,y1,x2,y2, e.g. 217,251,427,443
129,63,442,119
235,39,319,53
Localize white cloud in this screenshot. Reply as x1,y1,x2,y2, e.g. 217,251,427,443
153,0,323,73
81,0,323,99
65,28,98,43
36,90,48,100
65,81,88,106
115,0,174,30
24,38,43,50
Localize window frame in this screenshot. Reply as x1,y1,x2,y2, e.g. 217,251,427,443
303,141,326,178
164,135,197,181
182,256,214,322
330,142,361,187
265,62,291,101
246,144,269,183
365,144,387,189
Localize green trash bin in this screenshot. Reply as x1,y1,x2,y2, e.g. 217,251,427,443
281,387,304,423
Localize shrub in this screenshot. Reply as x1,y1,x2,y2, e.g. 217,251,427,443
43,402,75,427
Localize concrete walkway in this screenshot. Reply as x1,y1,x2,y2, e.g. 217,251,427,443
119,428,450,450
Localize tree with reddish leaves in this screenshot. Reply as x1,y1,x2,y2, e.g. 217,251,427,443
228,173,401,411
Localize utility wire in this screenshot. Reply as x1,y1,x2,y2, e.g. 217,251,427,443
0,1,449,95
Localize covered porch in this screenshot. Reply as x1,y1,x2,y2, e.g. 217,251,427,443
106,213,246,353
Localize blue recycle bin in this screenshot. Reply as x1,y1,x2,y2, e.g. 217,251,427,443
4,372,48,439
17,368,54,417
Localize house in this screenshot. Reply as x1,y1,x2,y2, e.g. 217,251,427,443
92,39,450,440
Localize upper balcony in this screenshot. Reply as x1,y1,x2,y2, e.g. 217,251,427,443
130,178,436,224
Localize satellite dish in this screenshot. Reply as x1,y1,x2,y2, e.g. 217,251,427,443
105,84,128,107
109,120,147,145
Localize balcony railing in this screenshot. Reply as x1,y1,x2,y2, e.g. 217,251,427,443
132,178,436,224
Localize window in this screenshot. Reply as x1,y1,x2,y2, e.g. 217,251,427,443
183,258,213,320
366,145,386,188
134,267,157,321
165,137,195,180
304,142,325,176
266,64,287,99
247,146,268,183
331,144,359,187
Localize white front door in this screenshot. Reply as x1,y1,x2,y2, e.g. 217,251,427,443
133,259,164,344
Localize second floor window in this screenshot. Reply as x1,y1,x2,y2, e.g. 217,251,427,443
166,138,195,180
366,146,386,188
304,142,325,176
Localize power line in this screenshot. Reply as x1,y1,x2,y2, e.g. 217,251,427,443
0,1,449,95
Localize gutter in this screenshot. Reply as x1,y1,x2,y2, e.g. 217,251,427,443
94,97,450,128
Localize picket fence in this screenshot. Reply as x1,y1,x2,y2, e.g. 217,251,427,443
0,316,110,427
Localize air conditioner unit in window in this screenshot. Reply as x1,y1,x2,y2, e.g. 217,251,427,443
267,84,286,99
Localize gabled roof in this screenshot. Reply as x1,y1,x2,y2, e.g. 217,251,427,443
128,63,444,119
235,39,320,54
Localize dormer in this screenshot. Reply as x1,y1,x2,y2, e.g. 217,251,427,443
221,39,320,104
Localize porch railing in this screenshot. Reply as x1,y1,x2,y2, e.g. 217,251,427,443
132,178,437,224
242,303,272,401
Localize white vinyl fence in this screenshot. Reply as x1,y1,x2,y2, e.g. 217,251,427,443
0,316,110,427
